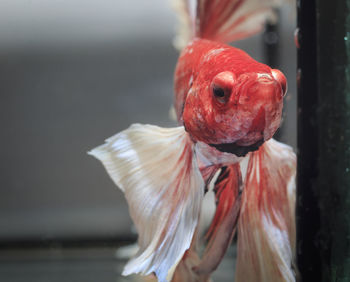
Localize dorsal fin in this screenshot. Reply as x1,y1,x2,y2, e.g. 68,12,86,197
172,0,195,50
173,0,282,50
196,0,281,43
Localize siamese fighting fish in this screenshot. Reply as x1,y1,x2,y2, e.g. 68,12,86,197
89,0,296,281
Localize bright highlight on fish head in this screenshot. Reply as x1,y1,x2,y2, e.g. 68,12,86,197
182,68,287,156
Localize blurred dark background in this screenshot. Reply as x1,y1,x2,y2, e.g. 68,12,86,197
0,0,296,244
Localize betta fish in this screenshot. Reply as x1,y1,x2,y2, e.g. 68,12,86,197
89,0,296,281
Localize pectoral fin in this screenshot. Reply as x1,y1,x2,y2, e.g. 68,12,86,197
235,139,296,282
89,124,204,282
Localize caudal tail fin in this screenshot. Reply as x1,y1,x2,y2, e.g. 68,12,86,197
173,0,282,50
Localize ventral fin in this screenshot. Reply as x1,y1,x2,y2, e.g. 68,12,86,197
194,163,242,275
171,232,211,282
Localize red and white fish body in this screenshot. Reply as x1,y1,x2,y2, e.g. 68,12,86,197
175,38,286,154
89,1,296,282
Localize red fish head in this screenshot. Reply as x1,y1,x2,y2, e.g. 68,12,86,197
182,68,287,156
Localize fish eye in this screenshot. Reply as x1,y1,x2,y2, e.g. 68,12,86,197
211,71,235,104
212,85,228,104
213,87,225,98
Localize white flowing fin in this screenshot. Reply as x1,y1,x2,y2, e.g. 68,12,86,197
172,0,195,50
235,139,296,282
89,124,204,282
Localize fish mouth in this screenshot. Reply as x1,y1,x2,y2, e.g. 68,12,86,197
209,139,264,157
